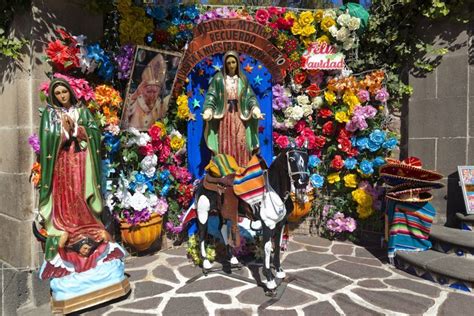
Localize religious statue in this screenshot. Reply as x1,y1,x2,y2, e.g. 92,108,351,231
123,53,169,130
202,51,263,167
36,78,128,311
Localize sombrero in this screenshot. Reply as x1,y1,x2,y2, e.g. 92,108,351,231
380,173,444,188
385,187,433,202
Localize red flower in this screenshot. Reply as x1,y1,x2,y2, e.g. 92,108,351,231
276,17,292,30
285,39,298,53
306,83,321,98
318,108,333,118
152,139,162,151
158,145,171,163
338,128,352,139
154,29,170,44
273,133,289,148
338,137,352,153
139,144,154,156
255,9,270,25
55,28,76,45
268,7,282,16
295,120,307,133
294,72,307,85
330,155,344,170
148,125,162,141
46,40,69,65
322,121,334,135
314,135,326,148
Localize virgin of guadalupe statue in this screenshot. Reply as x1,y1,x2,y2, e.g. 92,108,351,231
124,53,169,130
37,78,126,300
202,51,264,167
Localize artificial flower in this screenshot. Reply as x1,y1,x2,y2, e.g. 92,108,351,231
327,172,340,184
343,174,358,188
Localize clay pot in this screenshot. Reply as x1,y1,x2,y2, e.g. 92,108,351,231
120,213,163,252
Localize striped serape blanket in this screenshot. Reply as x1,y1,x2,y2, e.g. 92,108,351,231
205,154,239,177
387,199,436,260
233,155,265,206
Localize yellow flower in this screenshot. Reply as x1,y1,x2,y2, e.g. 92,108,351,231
284,11,297,22
291,21,303,36
314,9,324,23
301,24,316,37
276,33,288,46
321,17,336,32
154,122,167,137
170,135,185,151
343,174,358,188
324,90,336,105
327,172,340,184
351,188,373,207
176,94,188,107
177,104,190,120
343,92,360,113
357,204,374,219
299,11,314,26
301,36,314,48
317,35,330,44
335,111,349,123
289,51,300,62
168,25,179,36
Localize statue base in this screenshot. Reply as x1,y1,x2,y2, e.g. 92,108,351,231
51,278,130,315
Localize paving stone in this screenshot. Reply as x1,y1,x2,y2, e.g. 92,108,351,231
355,247,385,259
178,264,201,278
176,275,246,294
438,292,474,315
259,309,298,316
82,305,114,315
292,269,351,294
216,308,253,316
333,293,383,316
305,246,330,252
302,301,339,315
126,255,159,269
206,292,232,304
388,266,423,280
356,280,387,289
326,261,391,279
161,247,187,256
152,266,180,284
384,278,441,298
133,281,173,299
282,252,337,269
166,256,188,266
109,311,154,316
236,284,315,307
339,255,383,267
293,236,332,247
352,289,434,314
162,297,207,315
287,240,305,251
120,297,163,310
232,267,251,278
127,269,148,282
331,244,354,255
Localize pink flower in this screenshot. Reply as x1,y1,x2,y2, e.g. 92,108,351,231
274,133,289,148
255,9,270,25
28,133,40,154
343,217,357,232
375,88,389,103
154,197,168,215
357,89,370,103
294,120,307,133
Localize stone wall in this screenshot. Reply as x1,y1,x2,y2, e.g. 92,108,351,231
0,1,102,314
407,19,472,225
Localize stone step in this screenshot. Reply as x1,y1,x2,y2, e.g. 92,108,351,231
430,225,474,259
395,250,474,292
456,213,474,231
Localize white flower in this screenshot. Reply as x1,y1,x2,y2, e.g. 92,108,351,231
343,37,356,50
335,27,349,42
296,95,310,106
341,67,353,77
105,193,116,210
312,96,323,109
323,9,336,19
117,190,132,209
302,103,313,117
170,130,183,138
328,25,338,37
130,192,149,211
136,133,151,147
134,183,147,194
347,17,361,31
140,154,157,177
284,118,296,129
290,106,304,121
147,194,158,208
105,124,120,135
337,13,351,27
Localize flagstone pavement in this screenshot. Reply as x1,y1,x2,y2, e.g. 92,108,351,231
37,236,474,315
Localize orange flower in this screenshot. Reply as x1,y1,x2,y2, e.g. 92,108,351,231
30,162,41,187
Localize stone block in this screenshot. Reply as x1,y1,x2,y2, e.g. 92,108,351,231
0,80,19,127
470,65,474,97
0,173,35,221
407,138,436,170
16,78,41,128
409,69,437,101
408,97,467,138
31,272,51,307
0,215,33,267
0,127,36,174
2,265,29,316
437,55,468,98
469,98,474,137
437,138,466,177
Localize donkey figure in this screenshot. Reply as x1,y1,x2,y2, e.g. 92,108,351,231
195,146,309,290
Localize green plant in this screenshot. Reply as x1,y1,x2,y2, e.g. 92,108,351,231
0,0,31,59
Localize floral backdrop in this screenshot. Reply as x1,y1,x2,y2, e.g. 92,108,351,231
30,1,398,247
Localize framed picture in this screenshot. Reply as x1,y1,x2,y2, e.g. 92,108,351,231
121,46,182,130
458,166,474,214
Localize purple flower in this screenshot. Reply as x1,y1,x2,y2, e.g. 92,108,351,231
375,88,389,103
115,44,134,80
357,89,370,103
343,217,357,232
28,133,40,154
165,221,183,234
272,84,285,98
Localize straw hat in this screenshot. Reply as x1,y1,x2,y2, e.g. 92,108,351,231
385,186,433,202
380,173,444,188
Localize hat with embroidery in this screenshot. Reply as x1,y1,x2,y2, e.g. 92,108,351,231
380,157,443,187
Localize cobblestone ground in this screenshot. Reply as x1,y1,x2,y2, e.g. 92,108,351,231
76,236,474,316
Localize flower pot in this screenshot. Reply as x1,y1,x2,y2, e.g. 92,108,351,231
287,190,314,223
120,213,163,252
